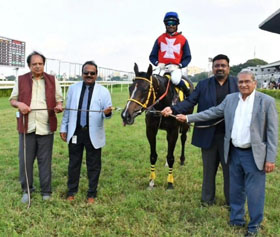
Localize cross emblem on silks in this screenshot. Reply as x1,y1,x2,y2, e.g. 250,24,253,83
160,38,181,59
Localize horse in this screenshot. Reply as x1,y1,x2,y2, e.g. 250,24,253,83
121,63,194,189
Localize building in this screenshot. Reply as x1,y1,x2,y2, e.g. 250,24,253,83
242,61,280,87
259,8,280,34
247,9,280,87
187,66,205,76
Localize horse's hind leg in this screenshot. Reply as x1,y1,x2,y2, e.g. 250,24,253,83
166,129,178,189
180,128,187,165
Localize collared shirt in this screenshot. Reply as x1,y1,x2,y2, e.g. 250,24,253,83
9,76,63,135
231,90,256,148
215,78,229,134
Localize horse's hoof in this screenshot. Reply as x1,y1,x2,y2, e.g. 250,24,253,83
166,183,174,190
147,186,154,191
147,179,155,190
180,157,185,166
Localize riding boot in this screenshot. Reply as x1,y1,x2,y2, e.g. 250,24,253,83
177,80,190,97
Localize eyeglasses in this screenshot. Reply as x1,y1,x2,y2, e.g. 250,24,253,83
213,64,228,68
165,20,177,26
238,80,254,85
83,71,96,76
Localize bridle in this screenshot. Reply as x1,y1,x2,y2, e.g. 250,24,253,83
127,75,171,111
127,76,156,109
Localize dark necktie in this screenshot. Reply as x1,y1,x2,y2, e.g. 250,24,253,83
80,85,89,127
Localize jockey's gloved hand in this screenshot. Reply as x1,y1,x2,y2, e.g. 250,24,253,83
158,63,166,70
165,64,179,71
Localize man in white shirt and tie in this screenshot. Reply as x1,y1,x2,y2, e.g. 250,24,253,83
60,61,112,204
162,70,278,236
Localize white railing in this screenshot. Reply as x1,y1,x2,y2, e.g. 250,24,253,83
0,80,133,99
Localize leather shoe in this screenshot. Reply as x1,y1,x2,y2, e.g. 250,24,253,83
229,222,245,228
66,195,75,201
244,231,258,236
42,195,51,201
87,197,95,204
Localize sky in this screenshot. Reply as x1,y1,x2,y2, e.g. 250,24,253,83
0,0,280,76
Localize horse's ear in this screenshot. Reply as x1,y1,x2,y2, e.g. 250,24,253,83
134,63,139,75
147,64,153,77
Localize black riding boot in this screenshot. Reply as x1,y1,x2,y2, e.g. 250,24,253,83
177,80,190,97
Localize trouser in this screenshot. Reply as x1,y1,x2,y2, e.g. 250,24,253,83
67,127,101,198
19,132,54,195
201,133,229,205
229,146,265,233
154,66,182,85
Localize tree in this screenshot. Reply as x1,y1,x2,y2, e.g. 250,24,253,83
6,75,16,81
230,58,268,76
189,72,209,82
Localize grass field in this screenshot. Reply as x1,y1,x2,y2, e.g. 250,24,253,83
0,87,279,236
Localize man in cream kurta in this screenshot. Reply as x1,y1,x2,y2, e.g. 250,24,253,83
10,51,63,203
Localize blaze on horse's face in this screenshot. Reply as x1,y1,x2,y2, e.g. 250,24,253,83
121,63,153,126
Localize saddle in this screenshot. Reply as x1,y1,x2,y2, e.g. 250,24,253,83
163,74,191,104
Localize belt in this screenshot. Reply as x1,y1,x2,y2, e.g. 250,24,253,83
235,146,251,151
77,126,88,131
231,143,251,151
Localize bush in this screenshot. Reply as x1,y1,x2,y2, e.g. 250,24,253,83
258,89,280,99
0,89,12,98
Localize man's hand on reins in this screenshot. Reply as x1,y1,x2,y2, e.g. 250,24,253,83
54,102,63,113
104,106,112,115
176,114,188,123
161,106,173,117
15,101,31,115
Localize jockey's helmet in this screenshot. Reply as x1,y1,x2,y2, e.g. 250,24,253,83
163,12,180,25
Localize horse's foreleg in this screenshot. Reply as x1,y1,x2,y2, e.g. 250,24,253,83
166,129,178,189
146,125,158,188
180,128,187,166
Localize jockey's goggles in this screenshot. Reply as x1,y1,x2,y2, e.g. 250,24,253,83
165,20,178,26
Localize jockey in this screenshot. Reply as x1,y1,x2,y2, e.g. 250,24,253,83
149,11,192,96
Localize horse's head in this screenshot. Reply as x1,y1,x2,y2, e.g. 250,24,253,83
121,63,154,125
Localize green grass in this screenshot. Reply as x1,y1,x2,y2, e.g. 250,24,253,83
0,87,279,236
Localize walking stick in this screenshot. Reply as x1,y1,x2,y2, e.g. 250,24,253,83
22,115,31,208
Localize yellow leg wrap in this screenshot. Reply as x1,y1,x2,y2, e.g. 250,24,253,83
150,171,156,180
167,168,174,183
150,165,156,180
167,173,174,183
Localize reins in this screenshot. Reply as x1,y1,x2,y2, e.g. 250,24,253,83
28,107,122,112
126,76,223,128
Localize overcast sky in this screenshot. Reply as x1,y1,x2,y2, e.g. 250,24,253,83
0,0,279,76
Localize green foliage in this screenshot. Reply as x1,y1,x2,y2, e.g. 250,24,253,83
6,75,16,81
189,72,209,82
0,89,12,97
0,88,279,236
111,76,121,81
258,89,280,99
230,58,268,76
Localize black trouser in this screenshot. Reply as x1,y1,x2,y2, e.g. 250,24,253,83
67,127,101,198
201,133,229,205
19,133,54,195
